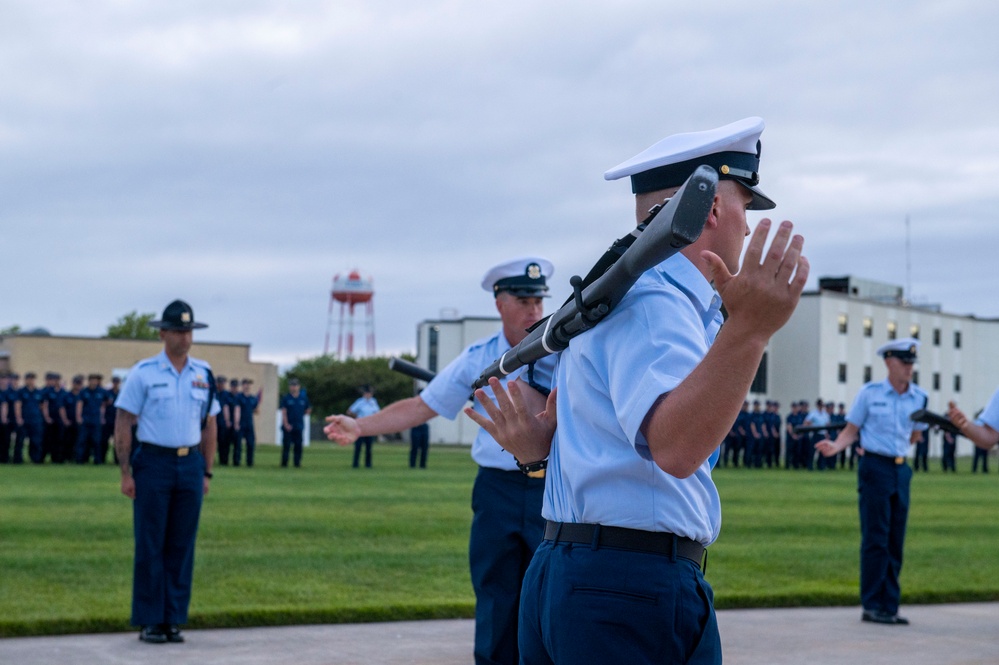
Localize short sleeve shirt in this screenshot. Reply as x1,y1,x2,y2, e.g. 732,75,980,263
348,396,381,418
846,379,928,457
280,393,311,430
974,387,999,432
420,329,557,471
544,253,724,545
115,351,221,447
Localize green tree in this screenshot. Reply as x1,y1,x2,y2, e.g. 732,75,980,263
105,311,158,340
283,354,420,424
0,324,21,335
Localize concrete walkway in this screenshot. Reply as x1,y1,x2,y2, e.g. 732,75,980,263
1,603,997,664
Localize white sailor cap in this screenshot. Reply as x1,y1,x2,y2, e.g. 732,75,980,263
481,257,554,298
604,117,776,210
877,337,920,362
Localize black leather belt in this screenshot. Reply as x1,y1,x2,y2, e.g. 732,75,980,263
863,450,906,465
139,441,201,457
544,521,706,571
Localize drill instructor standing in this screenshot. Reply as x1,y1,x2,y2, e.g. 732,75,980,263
115,300,220,644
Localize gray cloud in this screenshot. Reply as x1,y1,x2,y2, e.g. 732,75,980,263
2,0,998,367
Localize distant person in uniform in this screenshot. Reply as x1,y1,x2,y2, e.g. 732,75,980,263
234,378,260,467
0,373,13,463
15,372,45,464
803,398,829,470
214,375,233,465
940,428,957,472
468,118,806,663
280,378,311,467
817,338,927,625
114,299,219,644
103,376,122,464
60,375,84,463
347,386,381,468
5,373,24,463
76,373,107,464
325,256,556,665
41,372,65,463
912,429,929,472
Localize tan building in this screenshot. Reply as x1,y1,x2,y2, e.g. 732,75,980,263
0,333,279,442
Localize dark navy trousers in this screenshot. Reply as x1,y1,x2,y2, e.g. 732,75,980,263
519,539,721,664
282,427,304,467
857,454,911,615
469,467,545,665
130,445,204,627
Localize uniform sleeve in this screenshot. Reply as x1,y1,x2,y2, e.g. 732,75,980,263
975,388,999,430
419,348,479,420
846,390,868,428
114,365,146,416
608,287,710,451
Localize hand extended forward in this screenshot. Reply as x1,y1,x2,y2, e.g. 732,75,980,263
465,378,557,464
323,415,360,446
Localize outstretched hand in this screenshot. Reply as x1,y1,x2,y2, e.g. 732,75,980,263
702,218,808,341
323,414,360,446
465,377,557,464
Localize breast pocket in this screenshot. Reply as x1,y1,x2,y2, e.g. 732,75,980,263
147,385,175,419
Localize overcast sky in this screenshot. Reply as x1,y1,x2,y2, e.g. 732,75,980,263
3,0,997,369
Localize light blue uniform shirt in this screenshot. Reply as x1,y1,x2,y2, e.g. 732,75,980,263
846,379,928,457
348,396,381,418
975,388,999,431
544,253,724,546
805,410,830,427
420,329,556,471
115,351,221,447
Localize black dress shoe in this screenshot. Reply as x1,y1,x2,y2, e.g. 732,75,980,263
163,624,185,643
139,625,168,643
862,610,909,625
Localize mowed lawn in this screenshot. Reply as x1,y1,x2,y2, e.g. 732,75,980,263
1,442,997,637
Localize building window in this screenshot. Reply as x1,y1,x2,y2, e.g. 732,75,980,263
954,374,962,392
910,324,920,339
750,352,768,394
428,325,440,373
837,313,848,334
863,317,873,337
887,321,897,340
838,363,847,383
933,328,941,346
913,371,920,385
932,373,940,391
863,365,872,383
954,331,962,349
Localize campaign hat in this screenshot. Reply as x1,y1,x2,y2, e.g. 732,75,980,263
149,300,208,331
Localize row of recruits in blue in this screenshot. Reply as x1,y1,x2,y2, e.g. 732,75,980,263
213,376,261,467
0,372,121,464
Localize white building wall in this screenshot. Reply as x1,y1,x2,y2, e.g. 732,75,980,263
415,317,502,445
767,287,999,459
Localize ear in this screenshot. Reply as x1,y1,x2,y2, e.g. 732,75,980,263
703,193,722,229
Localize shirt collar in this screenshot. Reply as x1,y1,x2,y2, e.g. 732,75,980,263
156,350,192,376
658,253,723,326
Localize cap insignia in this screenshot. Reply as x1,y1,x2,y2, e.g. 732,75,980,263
527,263,541,280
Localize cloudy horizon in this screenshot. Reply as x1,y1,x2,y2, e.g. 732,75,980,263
3,0,997,369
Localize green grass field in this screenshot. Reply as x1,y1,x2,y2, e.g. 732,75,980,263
1,443,997,637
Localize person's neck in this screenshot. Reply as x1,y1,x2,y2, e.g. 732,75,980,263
888,376,909,394
165,350,188,373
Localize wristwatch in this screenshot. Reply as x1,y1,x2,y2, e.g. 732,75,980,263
515,457,547,477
